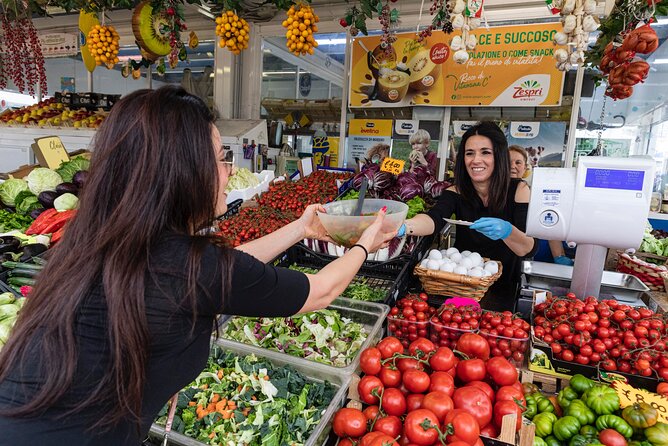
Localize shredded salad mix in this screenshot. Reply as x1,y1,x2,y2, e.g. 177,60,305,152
155,346,336,446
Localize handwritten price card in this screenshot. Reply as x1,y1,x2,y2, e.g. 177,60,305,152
612,380,668,423
380,157,405,175
33,136,69,169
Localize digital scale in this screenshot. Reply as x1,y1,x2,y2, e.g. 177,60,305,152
524,156,655,301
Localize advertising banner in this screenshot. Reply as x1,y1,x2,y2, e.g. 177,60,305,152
347,119,393,164
312,135,340,167
349,23,564,108
507,121,567,168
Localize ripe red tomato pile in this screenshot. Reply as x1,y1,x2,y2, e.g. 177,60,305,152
533,293,668,378
429,304,482,349
479,311,530,366
216,170,350,247
257,170,349,216
388,293,438,347
333,334,525,446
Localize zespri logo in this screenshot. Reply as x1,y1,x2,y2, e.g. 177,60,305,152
513,79,543,99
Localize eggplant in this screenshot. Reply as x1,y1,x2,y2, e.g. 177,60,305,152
38,190,59,208
0,236,21,254
30,208,46,220
72,171,88,189
56,182,78,196
19,243,48,263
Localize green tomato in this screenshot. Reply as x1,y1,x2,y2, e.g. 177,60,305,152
646,423,668,446
535,437,549,446
534,393,556,414
595,415,633,439
566,400,596,426
583,385,620,416
535,412,559,438
545,436,562,446
569,434,603,446
580,425,599,436
525,394,538,420
569,374,595,395
555,416,582,442
559,387,579,410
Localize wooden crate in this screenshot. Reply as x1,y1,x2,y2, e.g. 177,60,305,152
521,369,570,395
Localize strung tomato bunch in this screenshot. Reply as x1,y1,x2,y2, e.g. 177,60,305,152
282,3,319,56
257,170,349,217
388,293,438,347
87,24,120,68
533,294,668,378
428,304,481,349
216,207,292,247
215,11,250,55
333,334,526,446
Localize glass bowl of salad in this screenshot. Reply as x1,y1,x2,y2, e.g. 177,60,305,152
317,199,408,248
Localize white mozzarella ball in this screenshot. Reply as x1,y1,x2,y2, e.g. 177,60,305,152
482,270,492,277
445,247,459,257
440,263,455,273
484,261,499,274
440,250,449,257
459,257,474,269
420,259,430,268
453,266,468,275
468,252,483,267
461,250,472,257
428,249,443,260
449,252,463,263
468,268,484,277
427,260,441,270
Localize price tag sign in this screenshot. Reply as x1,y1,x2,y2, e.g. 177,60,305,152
612,380,668,423
380,157,405,175
33,136,69,169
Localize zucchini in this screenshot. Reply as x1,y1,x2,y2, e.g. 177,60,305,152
1,261,43,271
9,268,41,278
7,277,36,287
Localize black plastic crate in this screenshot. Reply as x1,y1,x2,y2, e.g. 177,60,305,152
217,199,243,221
0,271,19,297
274,243,412,306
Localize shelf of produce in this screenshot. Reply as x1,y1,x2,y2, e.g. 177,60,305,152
218,297,389,378
148,339,351,446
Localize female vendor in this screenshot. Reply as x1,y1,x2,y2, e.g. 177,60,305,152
399,121,537,310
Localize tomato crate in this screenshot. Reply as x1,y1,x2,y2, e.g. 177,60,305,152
429,319,475,349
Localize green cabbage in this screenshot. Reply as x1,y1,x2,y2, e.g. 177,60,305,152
225,168,260,192
54,193,79,212
26,168,62,195
56,157,90,183
0,178,29,207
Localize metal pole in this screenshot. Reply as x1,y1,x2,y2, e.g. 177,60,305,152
564,66,584,167
339,33,352,168
88,71,93,93
147,65,153,89
437,108,452,181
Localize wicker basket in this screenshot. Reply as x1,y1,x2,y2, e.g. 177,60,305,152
616,252,668,291
413,260,503,301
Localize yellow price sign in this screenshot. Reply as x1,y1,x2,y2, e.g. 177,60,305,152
33,136,69,170
612,380,668,423
380,157,406,176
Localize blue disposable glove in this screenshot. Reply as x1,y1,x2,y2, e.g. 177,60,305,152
554,255,574,266
470,217,513,240
397,223,406,237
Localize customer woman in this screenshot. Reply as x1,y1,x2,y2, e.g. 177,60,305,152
399,122,537,310
509,145,529,180
0,86,395,445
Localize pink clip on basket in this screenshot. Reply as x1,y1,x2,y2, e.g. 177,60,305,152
443,297,481,309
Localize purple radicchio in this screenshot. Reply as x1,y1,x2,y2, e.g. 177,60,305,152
411,165,431,184
400,182,423,201
422,176,437,195
429,181,451,198
371,171,395,194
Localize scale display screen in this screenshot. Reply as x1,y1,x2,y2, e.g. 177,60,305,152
584,168,645,191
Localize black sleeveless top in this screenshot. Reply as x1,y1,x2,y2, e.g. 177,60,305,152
427,179,536,311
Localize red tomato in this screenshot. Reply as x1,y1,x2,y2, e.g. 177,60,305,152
406,393,425,412
373,415,402,438
599,429,628,446
657,382,668,397
333,408,367,438
480,423,499,438
486,356,519,386
428,371,455,396
368,434,399,446
466,381,495,404
453,386,493,427
381,388,407,417
404,409,440,446
456,333,491,360
408,337,436,358
403,369,431,394
339,439,355,446
397,358,424,373
377,337,404,359
456,358,487,383
495,386,525,405
444,410,480,445
360,347,383,376
379,366,402,388
429,347,456,371
493,400,523,431
358,375,384,405
363,405,379,421
420,391,454,422
360,432,384,446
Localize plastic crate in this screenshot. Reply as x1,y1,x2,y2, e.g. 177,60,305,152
0,272,17,296
148,338,351,446
275,243,412,305
218,297,388,377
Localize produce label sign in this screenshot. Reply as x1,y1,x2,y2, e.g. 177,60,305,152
349,23,564,107
33,136,70,170
380,157,405,175
612,380,668,423
347,119,393,165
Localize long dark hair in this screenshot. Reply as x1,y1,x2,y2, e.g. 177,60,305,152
454,121,511,215
0,86,233,429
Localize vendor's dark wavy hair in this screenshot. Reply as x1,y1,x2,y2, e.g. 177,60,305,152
0,86,233,430
454,121,511,215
